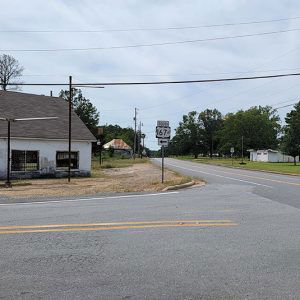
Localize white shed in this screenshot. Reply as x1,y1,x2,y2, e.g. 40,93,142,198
249,149,299,163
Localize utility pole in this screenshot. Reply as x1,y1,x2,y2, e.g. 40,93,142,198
138,121,142,158
141,133,146,157
133,108,137,159
68,76,72,182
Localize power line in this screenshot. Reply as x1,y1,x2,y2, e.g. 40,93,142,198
7,72,300,87
274,103,298,109
140,80,300,120
2,16,300,33
138,45,300,111
2,28,300,52
23,67,300,79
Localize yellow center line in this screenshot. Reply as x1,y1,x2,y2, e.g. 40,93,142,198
0,220,233,230
0,223,238,235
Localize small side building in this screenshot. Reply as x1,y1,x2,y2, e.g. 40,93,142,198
0,91,96,179
248,149,299,163
103,139,132,157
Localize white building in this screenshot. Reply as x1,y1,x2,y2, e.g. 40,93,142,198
0,91,96,179
249,149,299,163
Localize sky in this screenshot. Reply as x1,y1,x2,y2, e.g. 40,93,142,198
1,0,300,149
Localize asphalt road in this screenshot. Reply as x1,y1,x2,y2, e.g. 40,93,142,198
0,158,299,299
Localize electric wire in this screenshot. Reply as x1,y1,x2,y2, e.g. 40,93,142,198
2,28,300,52
6,72,300,87
2,16,300,33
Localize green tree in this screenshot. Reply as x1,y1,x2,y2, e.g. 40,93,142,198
101,124,135,148
59,89,99,136
282,102,300,165
219,106,280,155
198,109,223,157
174,111,204,158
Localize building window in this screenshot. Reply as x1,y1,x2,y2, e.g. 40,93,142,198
11,150,39,171
56,151,79,169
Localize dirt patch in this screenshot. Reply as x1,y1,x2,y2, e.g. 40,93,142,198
0,163,197,199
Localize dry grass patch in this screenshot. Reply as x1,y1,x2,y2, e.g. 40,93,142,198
0,162,197,199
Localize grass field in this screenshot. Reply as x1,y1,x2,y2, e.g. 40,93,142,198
175,156,300,175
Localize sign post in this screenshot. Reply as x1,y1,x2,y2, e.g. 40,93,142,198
156,120,170,183
161,145,164,183
230,147,234,166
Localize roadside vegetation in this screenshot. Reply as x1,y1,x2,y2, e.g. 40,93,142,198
159,103,300,166
177,156,300,175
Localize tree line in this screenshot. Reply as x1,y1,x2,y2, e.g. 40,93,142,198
167,104,300,164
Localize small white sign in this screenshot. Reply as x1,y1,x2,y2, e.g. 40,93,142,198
230,147,235,153
158,138,169,146
157,120,169,127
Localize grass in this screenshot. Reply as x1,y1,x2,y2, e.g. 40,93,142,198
164,175,193,186
175,156,300,175
92,157,148,170
0,181,32,187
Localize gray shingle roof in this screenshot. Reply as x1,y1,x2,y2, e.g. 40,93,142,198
0,91,96,141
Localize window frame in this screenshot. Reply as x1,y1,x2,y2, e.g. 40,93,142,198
11,150,40,172
56,151,79,170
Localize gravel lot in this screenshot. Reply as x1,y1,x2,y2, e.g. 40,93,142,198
0,162,193,199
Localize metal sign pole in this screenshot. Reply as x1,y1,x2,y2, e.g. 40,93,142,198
5,120,11,188
156,120,170,184
133,108,137,159
241,135,244,164
68,76,72,182
162,145,164,183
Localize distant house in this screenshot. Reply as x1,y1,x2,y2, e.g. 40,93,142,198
248,149,299,163
0,91,96,179
103,139,132,157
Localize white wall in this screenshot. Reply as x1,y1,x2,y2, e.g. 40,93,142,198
249,150,299,163
256,151,268,162
267,152,277,162
249,151,257,161
0,138,92,177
